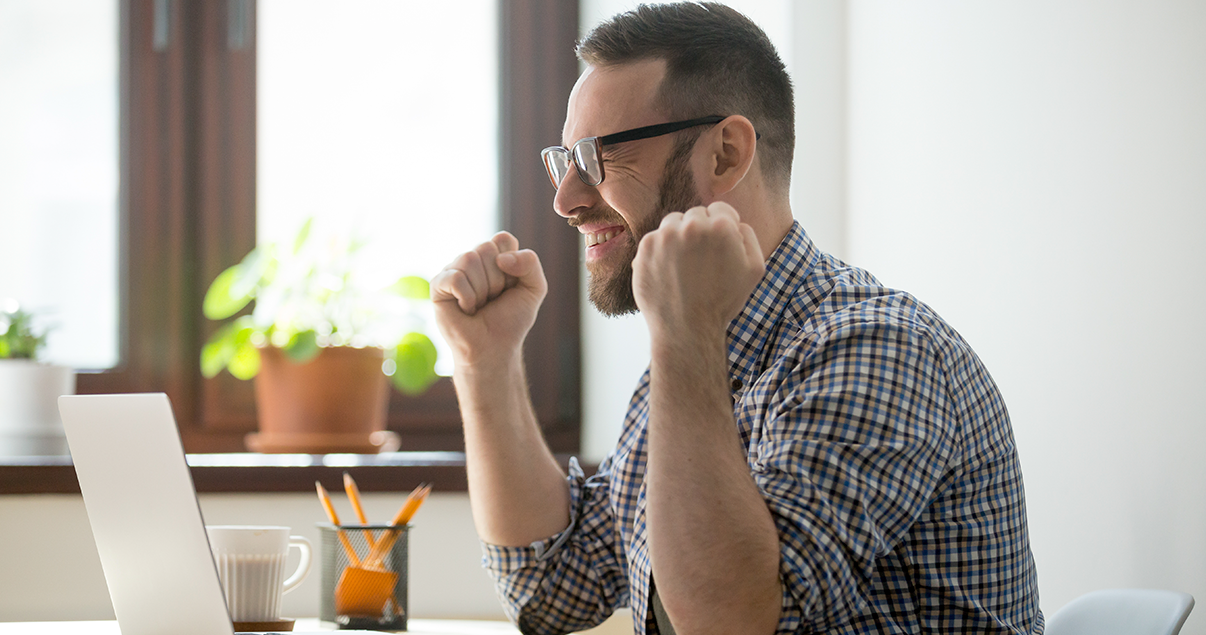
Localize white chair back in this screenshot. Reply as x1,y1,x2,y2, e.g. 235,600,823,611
1045,589,1194,635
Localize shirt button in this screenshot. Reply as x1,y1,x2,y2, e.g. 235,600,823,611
731,378,743,391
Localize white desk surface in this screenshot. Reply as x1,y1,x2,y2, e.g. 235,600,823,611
0,618,520,634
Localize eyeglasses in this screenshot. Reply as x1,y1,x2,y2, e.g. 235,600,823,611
540,115,727,189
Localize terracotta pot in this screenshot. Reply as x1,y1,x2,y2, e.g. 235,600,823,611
246,346,400,454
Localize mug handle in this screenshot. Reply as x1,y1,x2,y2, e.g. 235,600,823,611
283,535,313,594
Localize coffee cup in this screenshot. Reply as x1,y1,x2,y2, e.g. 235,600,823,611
206,525,312,622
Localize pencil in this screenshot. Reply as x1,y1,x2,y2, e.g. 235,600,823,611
390,482,431,525
364,482,431,567
316,481,362,567
343,472,378,550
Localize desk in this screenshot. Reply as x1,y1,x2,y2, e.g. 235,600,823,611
0,618,520,634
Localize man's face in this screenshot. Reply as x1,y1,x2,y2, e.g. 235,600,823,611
554,60,704,317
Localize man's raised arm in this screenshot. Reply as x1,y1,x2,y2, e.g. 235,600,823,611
635,204,782,635
430,231,570,546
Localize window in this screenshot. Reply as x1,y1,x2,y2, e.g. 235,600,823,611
0,0,119,369
257,1,499,356
71,0,581,454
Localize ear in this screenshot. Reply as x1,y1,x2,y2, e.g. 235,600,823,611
692,115,758,198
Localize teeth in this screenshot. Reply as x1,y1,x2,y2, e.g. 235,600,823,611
585,229,620,247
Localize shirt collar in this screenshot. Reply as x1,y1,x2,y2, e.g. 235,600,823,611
725,220,819,383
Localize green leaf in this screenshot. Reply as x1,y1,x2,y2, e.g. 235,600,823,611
199,323,239,378
200,316,259,379
0,308,48,360
200,340,226,378
292,217,314,255
228,341,261,380
0,340,8,358
203,265,253,320
282,330,321,363
391,276,431,300
390,332,438,395
233,247,270,298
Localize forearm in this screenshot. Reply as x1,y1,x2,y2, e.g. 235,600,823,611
646,328,781,635
456,353,571,547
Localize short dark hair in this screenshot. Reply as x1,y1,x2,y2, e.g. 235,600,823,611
577,2,795,191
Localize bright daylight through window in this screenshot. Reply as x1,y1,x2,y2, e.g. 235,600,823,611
257,0,500,376
0,0,119,370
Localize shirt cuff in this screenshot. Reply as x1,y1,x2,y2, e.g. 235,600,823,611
479,456,589,574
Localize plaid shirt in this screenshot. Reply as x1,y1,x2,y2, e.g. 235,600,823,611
483,222,1043,634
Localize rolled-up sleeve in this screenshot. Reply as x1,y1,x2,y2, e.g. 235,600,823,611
749,320,956,634
481,457,630,634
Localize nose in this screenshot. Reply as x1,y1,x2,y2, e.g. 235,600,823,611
552,163,598,219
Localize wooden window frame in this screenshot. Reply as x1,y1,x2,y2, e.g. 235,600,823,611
76,0,582,455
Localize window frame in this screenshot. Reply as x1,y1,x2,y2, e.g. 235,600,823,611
74,0,582,455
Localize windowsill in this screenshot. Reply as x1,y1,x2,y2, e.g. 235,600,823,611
0,452,482,495
0,452,595,495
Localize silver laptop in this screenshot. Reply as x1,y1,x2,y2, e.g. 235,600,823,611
59,393,380,635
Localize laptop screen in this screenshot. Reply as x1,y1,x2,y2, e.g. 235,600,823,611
60,393,235,635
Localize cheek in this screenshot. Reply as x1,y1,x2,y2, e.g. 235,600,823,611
600,188,661,234
619,204,661,241
595,193,634,228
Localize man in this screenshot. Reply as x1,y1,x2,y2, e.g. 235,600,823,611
431,3,1042,634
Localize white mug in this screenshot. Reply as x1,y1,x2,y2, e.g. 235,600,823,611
206,525,312,622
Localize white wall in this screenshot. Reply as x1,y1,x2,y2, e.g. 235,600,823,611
845,0,1206,627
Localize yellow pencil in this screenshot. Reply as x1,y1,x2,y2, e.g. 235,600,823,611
364,483,431,567
316,481,362,567
343,472,378,550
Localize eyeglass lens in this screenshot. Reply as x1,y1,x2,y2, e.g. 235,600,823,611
543,150,571,188
543,138,605,189
572,139,603,186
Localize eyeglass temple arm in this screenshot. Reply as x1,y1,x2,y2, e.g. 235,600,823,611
598,116,727,146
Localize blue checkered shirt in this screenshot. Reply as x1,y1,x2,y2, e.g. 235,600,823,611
483,222,1043,634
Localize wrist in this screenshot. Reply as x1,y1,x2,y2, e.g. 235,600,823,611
453,350,525,385
648,322,729,359
453,353,532,426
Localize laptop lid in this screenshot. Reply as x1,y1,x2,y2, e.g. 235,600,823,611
60,393,236,635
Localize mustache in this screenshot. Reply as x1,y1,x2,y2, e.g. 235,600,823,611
566,205,626,229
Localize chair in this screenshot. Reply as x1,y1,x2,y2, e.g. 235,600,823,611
1045,589,1195,635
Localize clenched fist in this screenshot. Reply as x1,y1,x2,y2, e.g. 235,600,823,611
430,231,547,368
632,202,765,339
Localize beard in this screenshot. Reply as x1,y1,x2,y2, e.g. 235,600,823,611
583,141,702,317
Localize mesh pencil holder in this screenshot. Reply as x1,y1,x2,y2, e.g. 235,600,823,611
318,523,409,631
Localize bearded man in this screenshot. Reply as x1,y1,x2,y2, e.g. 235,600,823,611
431,3,1042,634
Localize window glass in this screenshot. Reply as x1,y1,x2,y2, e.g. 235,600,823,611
258,0,500,374
0,0,120,369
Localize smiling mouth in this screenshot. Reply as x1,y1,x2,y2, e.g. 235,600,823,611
584,227,625,247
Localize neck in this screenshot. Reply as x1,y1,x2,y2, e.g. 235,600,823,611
711,187,794,261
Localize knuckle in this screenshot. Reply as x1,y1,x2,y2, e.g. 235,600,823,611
519,248,541,266
714,215,738,232
456,250,482,269
475,241,500,259
491,231,517,251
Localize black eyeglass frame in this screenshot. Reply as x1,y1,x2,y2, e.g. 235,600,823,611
541,115,739,189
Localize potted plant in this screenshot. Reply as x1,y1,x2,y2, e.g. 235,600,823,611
200,218,439,453
0,301,75,456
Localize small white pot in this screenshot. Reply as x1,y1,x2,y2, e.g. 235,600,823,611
0,360,76,456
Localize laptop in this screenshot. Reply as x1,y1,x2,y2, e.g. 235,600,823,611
59,393,384,635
